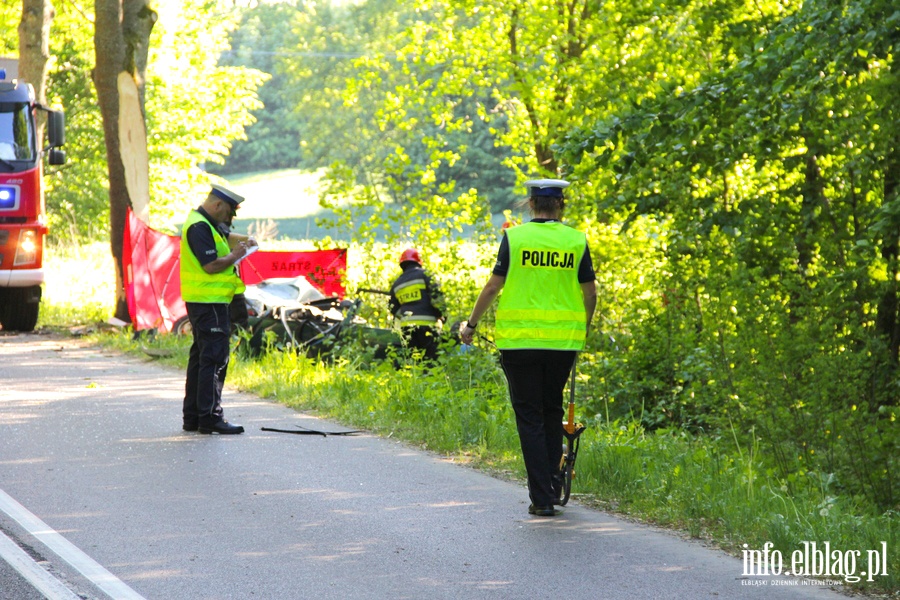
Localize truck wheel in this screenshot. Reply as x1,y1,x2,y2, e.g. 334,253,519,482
0,287,41,332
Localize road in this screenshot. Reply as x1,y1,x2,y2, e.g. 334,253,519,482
0,332,854,600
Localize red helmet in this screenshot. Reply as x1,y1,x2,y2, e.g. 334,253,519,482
399,247,421,266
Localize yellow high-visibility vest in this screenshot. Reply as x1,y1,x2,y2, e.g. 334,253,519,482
179,210,245,304
496,221,587,350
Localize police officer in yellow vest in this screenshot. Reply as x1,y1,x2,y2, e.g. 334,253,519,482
460,179,597,516
180,184,257,434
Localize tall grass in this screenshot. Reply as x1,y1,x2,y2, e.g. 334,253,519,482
39,241,116,328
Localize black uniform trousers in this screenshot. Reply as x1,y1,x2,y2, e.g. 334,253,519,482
400,325,440,362
500,349,576,507
183,302,231,428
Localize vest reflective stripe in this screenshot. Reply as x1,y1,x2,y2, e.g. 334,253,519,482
393,279,426,304
495,308,586,322
495,327,582,341
398,315,440,326
496,222,586,350
180,210,245,304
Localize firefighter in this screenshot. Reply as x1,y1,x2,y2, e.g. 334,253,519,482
389,247,446,362
459,179,597,516
180,184,257,435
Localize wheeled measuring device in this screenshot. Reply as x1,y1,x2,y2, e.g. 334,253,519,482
557,362,586,506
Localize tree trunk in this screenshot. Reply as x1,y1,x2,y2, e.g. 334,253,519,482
876,138,900,364
796,150,822,275
18,0,55,142
92,0,156,323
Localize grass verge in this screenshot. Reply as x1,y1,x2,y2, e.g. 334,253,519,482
38,241,116,330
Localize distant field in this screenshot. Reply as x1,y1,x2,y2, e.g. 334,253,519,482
220,169,358,241
220,168,509,242
223,169,327,220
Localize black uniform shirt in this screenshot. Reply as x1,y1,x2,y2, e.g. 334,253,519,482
492,219,595,283
389,265,444,320
185,207,223,267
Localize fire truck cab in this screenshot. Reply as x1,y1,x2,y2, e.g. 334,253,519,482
0,61,65,332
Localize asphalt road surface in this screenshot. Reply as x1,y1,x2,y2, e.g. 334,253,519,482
0,332,857,600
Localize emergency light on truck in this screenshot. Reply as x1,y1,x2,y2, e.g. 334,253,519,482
0,184,19,209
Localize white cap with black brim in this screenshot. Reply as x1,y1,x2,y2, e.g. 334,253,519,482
210,183,245,207
525,179,570,198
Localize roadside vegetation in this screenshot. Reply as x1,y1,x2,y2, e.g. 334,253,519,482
39,242,114,329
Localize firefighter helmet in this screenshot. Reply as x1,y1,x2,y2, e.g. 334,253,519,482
399,248,421,266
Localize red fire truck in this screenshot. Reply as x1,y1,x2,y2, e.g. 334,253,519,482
0,61,65,331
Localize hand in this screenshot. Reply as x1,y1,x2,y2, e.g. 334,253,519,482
459,321,475,345
232,242,248,259
247,237,259,248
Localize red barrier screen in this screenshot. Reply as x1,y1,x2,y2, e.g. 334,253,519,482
123,209,347,332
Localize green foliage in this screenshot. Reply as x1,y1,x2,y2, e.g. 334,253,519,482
578,423,897,593
342,239,497,330
44,3,111,241
47,0,898,514
0,8,13,56
551,0,899,512
37,0,267,240
216,0,520,218
212,1,304,173
144,1,268,231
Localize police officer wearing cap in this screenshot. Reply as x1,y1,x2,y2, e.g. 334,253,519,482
389,247,446,362
180,184,258,434
460,179,597,516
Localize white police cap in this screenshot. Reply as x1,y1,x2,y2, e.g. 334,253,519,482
210,183,245,207
525,178,570,197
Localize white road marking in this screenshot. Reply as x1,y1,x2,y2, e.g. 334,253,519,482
0,488,147,600
0,528,81,600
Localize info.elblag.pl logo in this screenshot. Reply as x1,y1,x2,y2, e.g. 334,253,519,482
741,541,890,585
